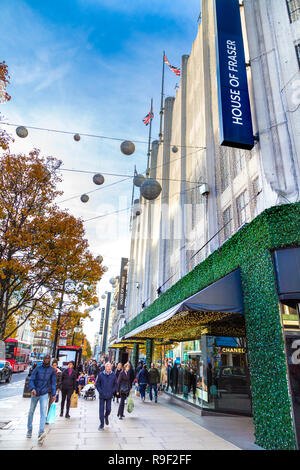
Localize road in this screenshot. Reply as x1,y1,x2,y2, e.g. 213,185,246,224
0,370,28,400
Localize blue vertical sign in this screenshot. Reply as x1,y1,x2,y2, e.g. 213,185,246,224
214,0,254,150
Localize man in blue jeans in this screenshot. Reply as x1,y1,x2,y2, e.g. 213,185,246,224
27,354,56,443
95,362,117,430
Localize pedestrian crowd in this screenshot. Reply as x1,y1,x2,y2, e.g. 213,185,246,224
25,355,162,443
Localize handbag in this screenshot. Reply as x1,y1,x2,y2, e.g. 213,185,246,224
46,403,56,424
70,391,78,408
134,385,140,397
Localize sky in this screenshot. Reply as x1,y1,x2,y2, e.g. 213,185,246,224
0,0,201,344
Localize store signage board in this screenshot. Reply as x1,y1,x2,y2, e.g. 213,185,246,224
117,257,128,311
214,0,254,150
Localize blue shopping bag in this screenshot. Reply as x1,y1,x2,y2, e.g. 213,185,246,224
46,403,56,424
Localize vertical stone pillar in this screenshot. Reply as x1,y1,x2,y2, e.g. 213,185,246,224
146,339,153,369
132,343,139,373
180,55,189,277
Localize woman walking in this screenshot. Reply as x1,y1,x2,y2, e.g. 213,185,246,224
60,361,77,418
137,364,149,402
116,363,131,419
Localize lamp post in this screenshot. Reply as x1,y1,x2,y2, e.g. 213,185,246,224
72,321,81,346
52,280,66,358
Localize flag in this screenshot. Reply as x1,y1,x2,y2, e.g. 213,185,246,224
164,54,181,76
142,107,154,126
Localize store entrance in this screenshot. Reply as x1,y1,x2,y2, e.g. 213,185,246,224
282,303,300,448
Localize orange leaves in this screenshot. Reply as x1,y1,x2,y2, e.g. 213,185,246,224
0,150,104,340
0,61,13,151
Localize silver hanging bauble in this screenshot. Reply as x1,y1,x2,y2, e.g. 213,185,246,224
102,266,108,272
80,194,89,203
109,277,117,285
172,146,179,153
140,178,162,201
16,126,28,138
93,173,105,185
120,140,135,155
101,294,106,299
74,134,81,141
96,255,103,263
133,174,146,187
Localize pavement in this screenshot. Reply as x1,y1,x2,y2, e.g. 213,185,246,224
0,389,249,451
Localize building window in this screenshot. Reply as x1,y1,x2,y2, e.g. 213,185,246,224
236,190,250,227
296,43,300,68
286,0,300,23
233,150,246,179
223,206,233,241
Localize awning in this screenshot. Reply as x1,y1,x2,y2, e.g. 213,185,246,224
273,247,300,302
124,269,244,339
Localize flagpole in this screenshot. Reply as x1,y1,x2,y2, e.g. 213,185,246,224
159,50,165,144
146,98,153,176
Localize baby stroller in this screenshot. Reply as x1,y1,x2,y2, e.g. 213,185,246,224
81,383,96,400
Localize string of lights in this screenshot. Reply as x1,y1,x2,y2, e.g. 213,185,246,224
59,167,203,185
1,121,205,150
57,177,131,204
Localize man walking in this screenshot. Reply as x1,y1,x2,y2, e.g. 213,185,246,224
88,359,100,377
148,363,160,403
27,354,56,443
95,362,117,430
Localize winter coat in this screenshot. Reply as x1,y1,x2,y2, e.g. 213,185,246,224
55,369,62,390
117,370,131,396
137,368,149,385
61,368,77,392
148,367,160,385
88,364,99,377
29,364,56,397
95,371,117,399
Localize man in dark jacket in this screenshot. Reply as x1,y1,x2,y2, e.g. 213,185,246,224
148,363,160,403
88,359,100,377
27,354,56,442
95,362,117,430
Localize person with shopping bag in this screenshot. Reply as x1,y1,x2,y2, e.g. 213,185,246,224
116,362,131,420
95,362,117,430
46,358,62,419
27,354,56,443
60,361,77,418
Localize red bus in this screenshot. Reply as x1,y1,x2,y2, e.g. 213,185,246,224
5,338,31,372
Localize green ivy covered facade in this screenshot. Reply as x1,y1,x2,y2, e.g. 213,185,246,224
120,202,300,449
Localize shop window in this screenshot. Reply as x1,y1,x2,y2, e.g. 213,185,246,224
282,304,300,328
161,336,252,415
286,0,300,23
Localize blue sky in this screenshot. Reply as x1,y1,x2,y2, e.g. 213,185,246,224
1,0,200,341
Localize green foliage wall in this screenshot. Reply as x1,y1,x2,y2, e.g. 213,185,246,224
121,203,300,449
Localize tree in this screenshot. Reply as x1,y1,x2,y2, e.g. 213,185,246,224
0,61,13,150
0,149,103,340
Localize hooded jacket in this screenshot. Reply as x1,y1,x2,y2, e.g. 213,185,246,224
29,363,56,397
